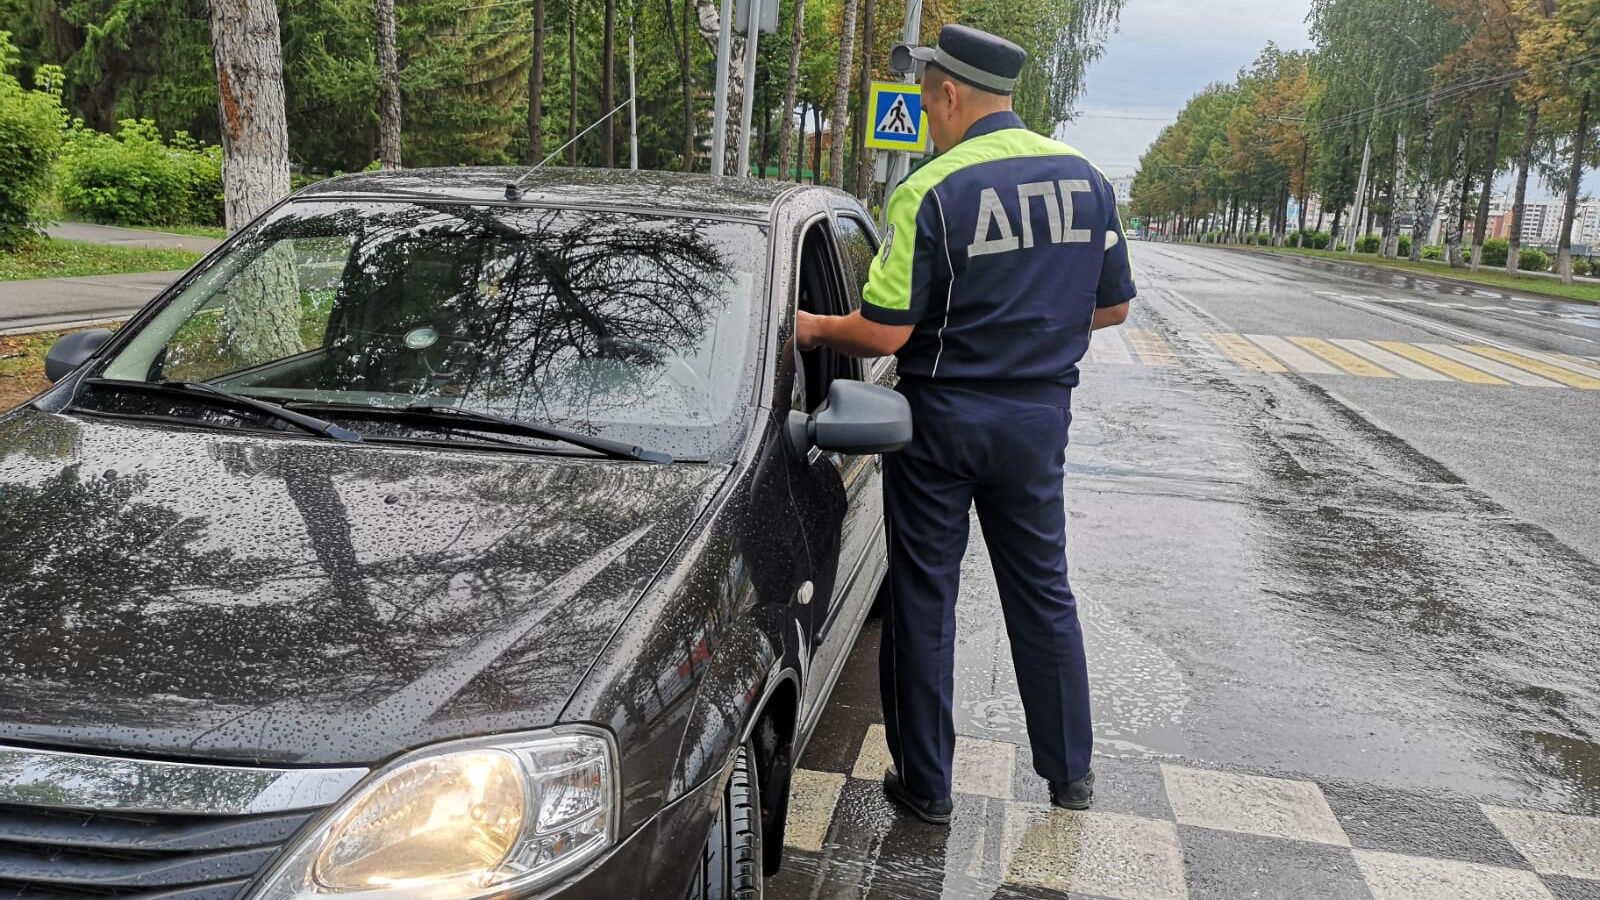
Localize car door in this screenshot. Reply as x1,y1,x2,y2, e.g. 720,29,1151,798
783,209,887,721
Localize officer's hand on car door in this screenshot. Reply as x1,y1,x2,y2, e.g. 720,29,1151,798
796,310,824,351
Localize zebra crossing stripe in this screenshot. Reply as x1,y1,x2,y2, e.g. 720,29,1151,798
1456,346,1600,390
1125,329,1180,367
783,769,846,852
1244,334,1341,374
1518,349,1600,380
1289,337,1396,378
1421,344,1560,387
1089,326,1134,365
1369,341,1509,385
1552,352,1600,373
1207,333,1287,372
1329,339,1452,381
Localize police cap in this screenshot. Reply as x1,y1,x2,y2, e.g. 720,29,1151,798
910,25,1027,95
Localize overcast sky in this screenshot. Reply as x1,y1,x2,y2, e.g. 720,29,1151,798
1053,0,1588,200
1055,0,1316,178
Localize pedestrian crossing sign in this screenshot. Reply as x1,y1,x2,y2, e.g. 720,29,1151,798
866,82,928,152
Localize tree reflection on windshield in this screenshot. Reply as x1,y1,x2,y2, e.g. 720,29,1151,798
100,201,762,458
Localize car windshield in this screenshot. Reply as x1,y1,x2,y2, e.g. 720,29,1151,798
90,200,765,459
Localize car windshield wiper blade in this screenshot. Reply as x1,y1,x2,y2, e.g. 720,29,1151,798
85,378,364,442
400,404,673,463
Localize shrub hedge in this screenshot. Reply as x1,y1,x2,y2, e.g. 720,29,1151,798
58,119,223,227
0,33,64,251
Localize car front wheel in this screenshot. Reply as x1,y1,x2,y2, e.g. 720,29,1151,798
686,741,763,900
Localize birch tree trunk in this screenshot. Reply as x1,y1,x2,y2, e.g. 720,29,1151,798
1383,131,1406,258
1443,127,1470,268
208,0,298,362
1409,100,1436,261
696,0,747,178
1555,93,1590,285
775,0,806,181
375,0,402,169
1507,104,1539,276
1470,100,1506,272
527,0,546,163
827,0,861,189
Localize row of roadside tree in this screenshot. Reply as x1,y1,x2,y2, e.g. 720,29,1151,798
0,0,1129,246
1129,0,1598,284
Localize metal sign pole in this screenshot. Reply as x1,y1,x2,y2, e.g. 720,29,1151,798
710,0,736,176
628,6,639,170
734,0,760,178
880,0,922,226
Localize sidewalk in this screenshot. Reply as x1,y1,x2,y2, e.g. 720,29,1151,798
45,222,223,255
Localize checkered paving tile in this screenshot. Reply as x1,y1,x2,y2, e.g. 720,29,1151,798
773,745,1600,900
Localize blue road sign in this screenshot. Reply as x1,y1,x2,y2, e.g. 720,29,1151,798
867,83,928,152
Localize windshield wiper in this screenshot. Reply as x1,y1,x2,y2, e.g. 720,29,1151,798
285,401,671,462
401,405,672,463
84,379,363,442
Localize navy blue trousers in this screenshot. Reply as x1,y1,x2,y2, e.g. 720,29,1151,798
880,383,1092,801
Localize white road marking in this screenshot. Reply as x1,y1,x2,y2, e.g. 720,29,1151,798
1329,339,1452,380
1419,344,1561,387
1244,334,1341,374
1089,325,1134,365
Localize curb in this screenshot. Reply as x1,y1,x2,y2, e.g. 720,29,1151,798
1209,245,1599,307
1,316,128,338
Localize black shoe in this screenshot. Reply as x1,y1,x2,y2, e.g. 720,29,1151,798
1049,770,1095,810
884,766,953,824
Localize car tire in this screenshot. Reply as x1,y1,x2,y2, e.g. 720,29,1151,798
687,741,763,900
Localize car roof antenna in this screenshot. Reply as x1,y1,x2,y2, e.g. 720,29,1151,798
506,98,636,201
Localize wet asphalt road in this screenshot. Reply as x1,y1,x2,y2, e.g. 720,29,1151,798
769,243,1600,900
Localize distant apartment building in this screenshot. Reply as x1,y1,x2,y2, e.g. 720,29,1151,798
1111,176,1134,206
1447,198,1597,250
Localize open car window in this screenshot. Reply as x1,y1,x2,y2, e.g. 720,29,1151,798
92,201,767,460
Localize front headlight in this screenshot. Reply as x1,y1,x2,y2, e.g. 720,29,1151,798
248,728,619,900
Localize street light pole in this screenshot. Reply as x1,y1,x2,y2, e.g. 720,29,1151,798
879,0,923,222
709,0,735,176
628,6,639,170
734,0,760,178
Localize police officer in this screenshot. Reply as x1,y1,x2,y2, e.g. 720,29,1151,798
796,24,1134,823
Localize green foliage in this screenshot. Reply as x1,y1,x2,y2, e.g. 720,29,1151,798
1480,238,1510,267
1288,230,1333,249
1518,247,1551,272
0,31,65,251
1397,234,1412,258
1422,244,1443,260
1572,257,1593,277
1356,233,1381,253
57,119,223,226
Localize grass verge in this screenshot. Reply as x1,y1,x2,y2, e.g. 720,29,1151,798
0,238,201,282
1227,244,1600,305
0,330,63,410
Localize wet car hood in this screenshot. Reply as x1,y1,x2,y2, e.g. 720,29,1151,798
0,410,728,766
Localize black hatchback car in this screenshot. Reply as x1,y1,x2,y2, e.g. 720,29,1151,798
0,169,909,900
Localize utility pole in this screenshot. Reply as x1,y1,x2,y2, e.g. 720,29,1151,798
734,0,760,177
879,0,922,217
710,0,735,176
1347,134,1371,255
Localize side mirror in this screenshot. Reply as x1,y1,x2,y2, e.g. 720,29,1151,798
788,380,912,455
44,329,114,383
